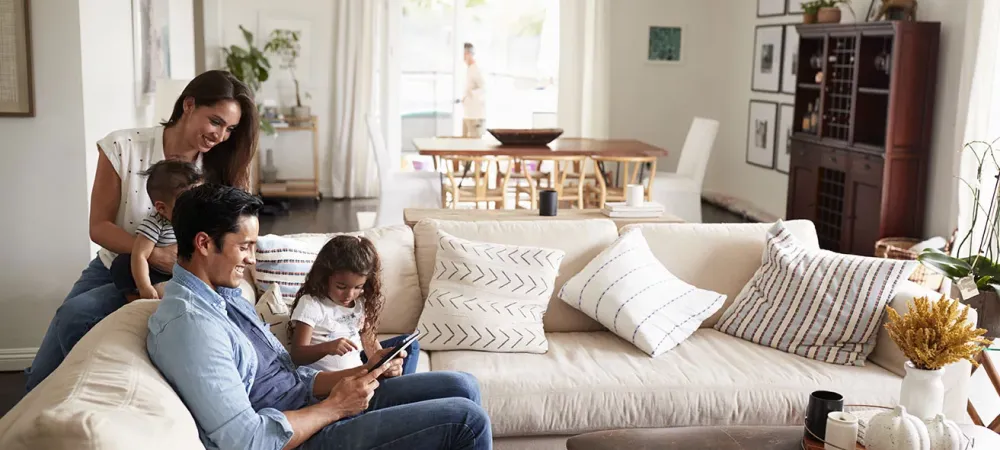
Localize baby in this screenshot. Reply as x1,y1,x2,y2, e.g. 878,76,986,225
111,159,202,301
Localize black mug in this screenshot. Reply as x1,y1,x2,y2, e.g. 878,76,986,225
804,390,843,441
539,190,557,216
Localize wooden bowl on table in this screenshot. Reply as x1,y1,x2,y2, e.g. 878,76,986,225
487,128,564,147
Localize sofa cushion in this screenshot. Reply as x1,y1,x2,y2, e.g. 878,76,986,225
621,220,819,328
251,225,423,334
416,230,564,352
414,219,620,332
558,228,725,356
0,301,203,450
429,330,901,437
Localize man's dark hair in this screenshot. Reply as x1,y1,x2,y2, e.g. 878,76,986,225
464,42,474,54
142,160,203,203
172,184,263,260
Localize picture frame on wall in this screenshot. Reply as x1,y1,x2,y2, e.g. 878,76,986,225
758,0,786,17
788,0,805,14
752,25,784,93
747,100,778,169
0,0,34,117
647,26,684,64
132,0,172,107
775,103,795,174
781,24,799,95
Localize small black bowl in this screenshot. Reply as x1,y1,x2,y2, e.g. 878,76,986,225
487,128,564,146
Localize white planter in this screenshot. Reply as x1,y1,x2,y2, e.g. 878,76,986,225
899,361,945,420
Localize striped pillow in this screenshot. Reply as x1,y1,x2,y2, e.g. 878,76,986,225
253,235,319,303
714,220,917,366
558,228,726,357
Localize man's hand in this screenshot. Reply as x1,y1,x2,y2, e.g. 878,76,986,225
322,338,359,356
137,284,160,300
148,245,177,273
322,364,387,418
364,347,406,379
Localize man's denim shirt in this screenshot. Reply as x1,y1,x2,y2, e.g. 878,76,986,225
147,264,320,450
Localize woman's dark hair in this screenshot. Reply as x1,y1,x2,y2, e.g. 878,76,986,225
172,184,263,260
163,70,259,191
288,236,384,341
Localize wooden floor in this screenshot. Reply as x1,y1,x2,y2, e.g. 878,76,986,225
0,199,745,418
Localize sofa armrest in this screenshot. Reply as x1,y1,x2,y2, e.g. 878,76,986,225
869,280,977,423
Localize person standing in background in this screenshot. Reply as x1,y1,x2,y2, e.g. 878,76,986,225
461,42,487,138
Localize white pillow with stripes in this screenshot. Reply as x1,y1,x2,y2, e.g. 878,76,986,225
557,228,726,357
253,235,319,303
714,220,917,366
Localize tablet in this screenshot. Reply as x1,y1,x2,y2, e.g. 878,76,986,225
367,332,419,373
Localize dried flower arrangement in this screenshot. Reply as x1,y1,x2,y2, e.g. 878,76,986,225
884,295,991,371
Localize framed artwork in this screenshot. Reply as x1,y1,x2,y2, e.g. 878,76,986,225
747,100,778,169
788,0,805,14
132,0,171,106
752,25,784,93
775,103,795,174
758,0,786,17
781,24,799,94
0,0,34,116
647,26,683,64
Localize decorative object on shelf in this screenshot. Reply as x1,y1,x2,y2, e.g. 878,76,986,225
825,411,859,450
804,390,844,441
758,0,786,17
782,25,800,95
264,28,312,122
818,5,842,23
924,414,970,450
884,295,990,419
865,406,929,450
875,0,918,21
752,25,784,93
487,128,563,146
0,0,33,116
132,0,171,108
746,100,778,169
775,104,794,174
801,1,820,23
647,26,683,64
539,189,557,216
261,149,279,184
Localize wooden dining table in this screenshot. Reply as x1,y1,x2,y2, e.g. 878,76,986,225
411,137,669,158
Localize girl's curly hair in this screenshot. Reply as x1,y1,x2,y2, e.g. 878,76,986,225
287,235,384,341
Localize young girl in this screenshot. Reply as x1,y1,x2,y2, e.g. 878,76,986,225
288,235,420,375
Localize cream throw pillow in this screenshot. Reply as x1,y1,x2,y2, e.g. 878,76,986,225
558,228,726,357
416,230,565,353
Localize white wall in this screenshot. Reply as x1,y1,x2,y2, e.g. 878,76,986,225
699,0,972,238
0,0,91,365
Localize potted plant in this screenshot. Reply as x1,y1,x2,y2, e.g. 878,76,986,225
801,1,821,23
806,0,855,24
919,140,1000,338
222,25,275,135
884,295,989,419
265,29,312,122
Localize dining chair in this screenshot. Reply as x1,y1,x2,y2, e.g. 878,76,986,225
441,155,512,209
520,155,592,209
591,155,659,209
359,115,443,229
650,117,720,223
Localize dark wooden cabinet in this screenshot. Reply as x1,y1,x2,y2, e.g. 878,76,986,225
784,21,940,256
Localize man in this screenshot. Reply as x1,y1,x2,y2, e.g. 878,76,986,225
146,184,492,450
461,42,486,138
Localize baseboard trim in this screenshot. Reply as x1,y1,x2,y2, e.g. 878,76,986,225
0,348,36,372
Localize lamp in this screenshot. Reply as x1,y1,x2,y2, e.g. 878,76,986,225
153,78,192,125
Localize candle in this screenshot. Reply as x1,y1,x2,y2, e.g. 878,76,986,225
626,184,644,207
825,411,858,450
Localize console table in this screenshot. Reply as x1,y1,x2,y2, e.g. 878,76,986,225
402,208,683,229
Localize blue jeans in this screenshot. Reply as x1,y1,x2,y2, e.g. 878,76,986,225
302,371,492,450
361,335,421,376
25,257,127,392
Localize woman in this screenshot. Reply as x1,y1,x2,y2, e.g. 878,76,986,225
25,70,259,392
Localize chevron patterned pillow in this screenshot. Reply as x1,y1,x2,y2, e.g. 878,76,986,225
416,231,566,353
558,228,726,357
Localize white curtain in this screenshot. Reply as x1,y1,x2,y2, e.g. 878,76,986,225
956,0,1000,257
329,0,384,198
557,0,611,139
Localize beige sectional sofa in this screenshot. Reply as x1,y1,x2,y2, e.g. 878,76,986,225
0,219,973,450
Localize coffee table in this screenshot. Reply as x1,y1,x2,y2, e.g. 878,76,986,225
565,425,1000,450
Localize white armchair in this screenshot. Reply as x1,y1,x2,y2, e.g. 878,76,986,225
651,117,719,223
360,115,442,229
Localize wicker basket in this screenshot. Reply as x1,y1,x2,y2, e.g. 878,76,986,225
874,237,947,292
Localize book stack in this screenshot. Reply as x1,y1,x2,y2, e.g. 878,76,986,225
601,202,665,218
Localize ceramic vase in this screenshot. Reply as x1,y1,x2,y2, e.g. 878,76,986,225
924,414,968,450
804,12,818,24
899,361,944,420
262,149,279,184
817,7,842,23
865,405,929,450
